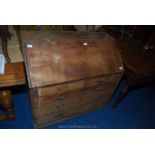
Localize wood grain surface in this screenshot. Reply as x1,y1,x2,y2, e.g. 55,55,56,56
20,31,124,128
30,73,122,128
22,40,123,88
0,62,25,87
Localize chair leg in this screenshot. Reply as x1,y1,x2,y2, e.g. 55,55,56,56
113,84,129,108
113,64,137,109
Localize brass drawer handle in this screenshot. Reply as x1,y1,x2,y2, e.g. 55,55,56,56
56,104,65,109
99,77,106,83
57,94,66,100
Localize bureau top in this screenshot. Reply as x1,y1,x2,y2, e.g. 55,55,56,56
20,31,124,88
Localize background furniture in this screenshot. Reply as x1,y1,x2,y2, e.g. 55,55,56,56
0,62,25,121
0,26,23,63
113,42,155,108
0,26,11,62
0,26,25,121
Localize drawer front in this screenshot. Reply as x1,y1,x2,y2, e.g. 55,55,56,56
33,83,117,128
31,73,122,128
34,90,111,128
37,74,121,97
32,80,118,109
34,94,107,128
33,89,103,117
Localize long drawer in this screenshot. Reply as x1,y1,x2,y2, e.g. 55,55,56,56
34,95,106,128
32,80,118,109
37,74,120,97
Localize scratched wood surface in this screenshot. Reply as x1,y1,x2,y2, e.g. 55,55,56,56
20,32,124,128
22,40,123,88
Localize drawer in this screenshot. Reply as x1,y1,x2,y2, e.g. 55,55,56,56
33,89,103,117
34,95,108,128
32,90,83,109
31,80,117,109
33,86,117,128
31,75,121,128
32,83,116,118
37,74,120,97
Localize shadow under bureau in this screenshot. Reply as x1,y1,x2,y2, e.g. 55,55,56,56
20,31,124,128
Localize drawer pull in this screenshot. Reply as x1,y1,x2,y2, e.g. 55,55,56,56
56,104,65,109
99,77,106,82
57,94,65,100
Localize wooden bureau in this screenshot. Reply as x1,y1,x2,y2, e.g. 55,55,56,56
20,31,124,128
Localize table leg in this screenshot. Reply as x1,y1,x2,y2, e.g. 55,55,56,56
0,90,16,121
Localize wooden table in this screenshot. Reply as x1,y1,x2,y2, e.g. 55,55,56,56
0,62,25,121
113,43,155,108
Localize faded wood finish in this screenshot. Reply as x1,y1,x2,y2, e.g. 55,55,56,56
23,41,123,88
30,74,122,128
20,32,124,128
